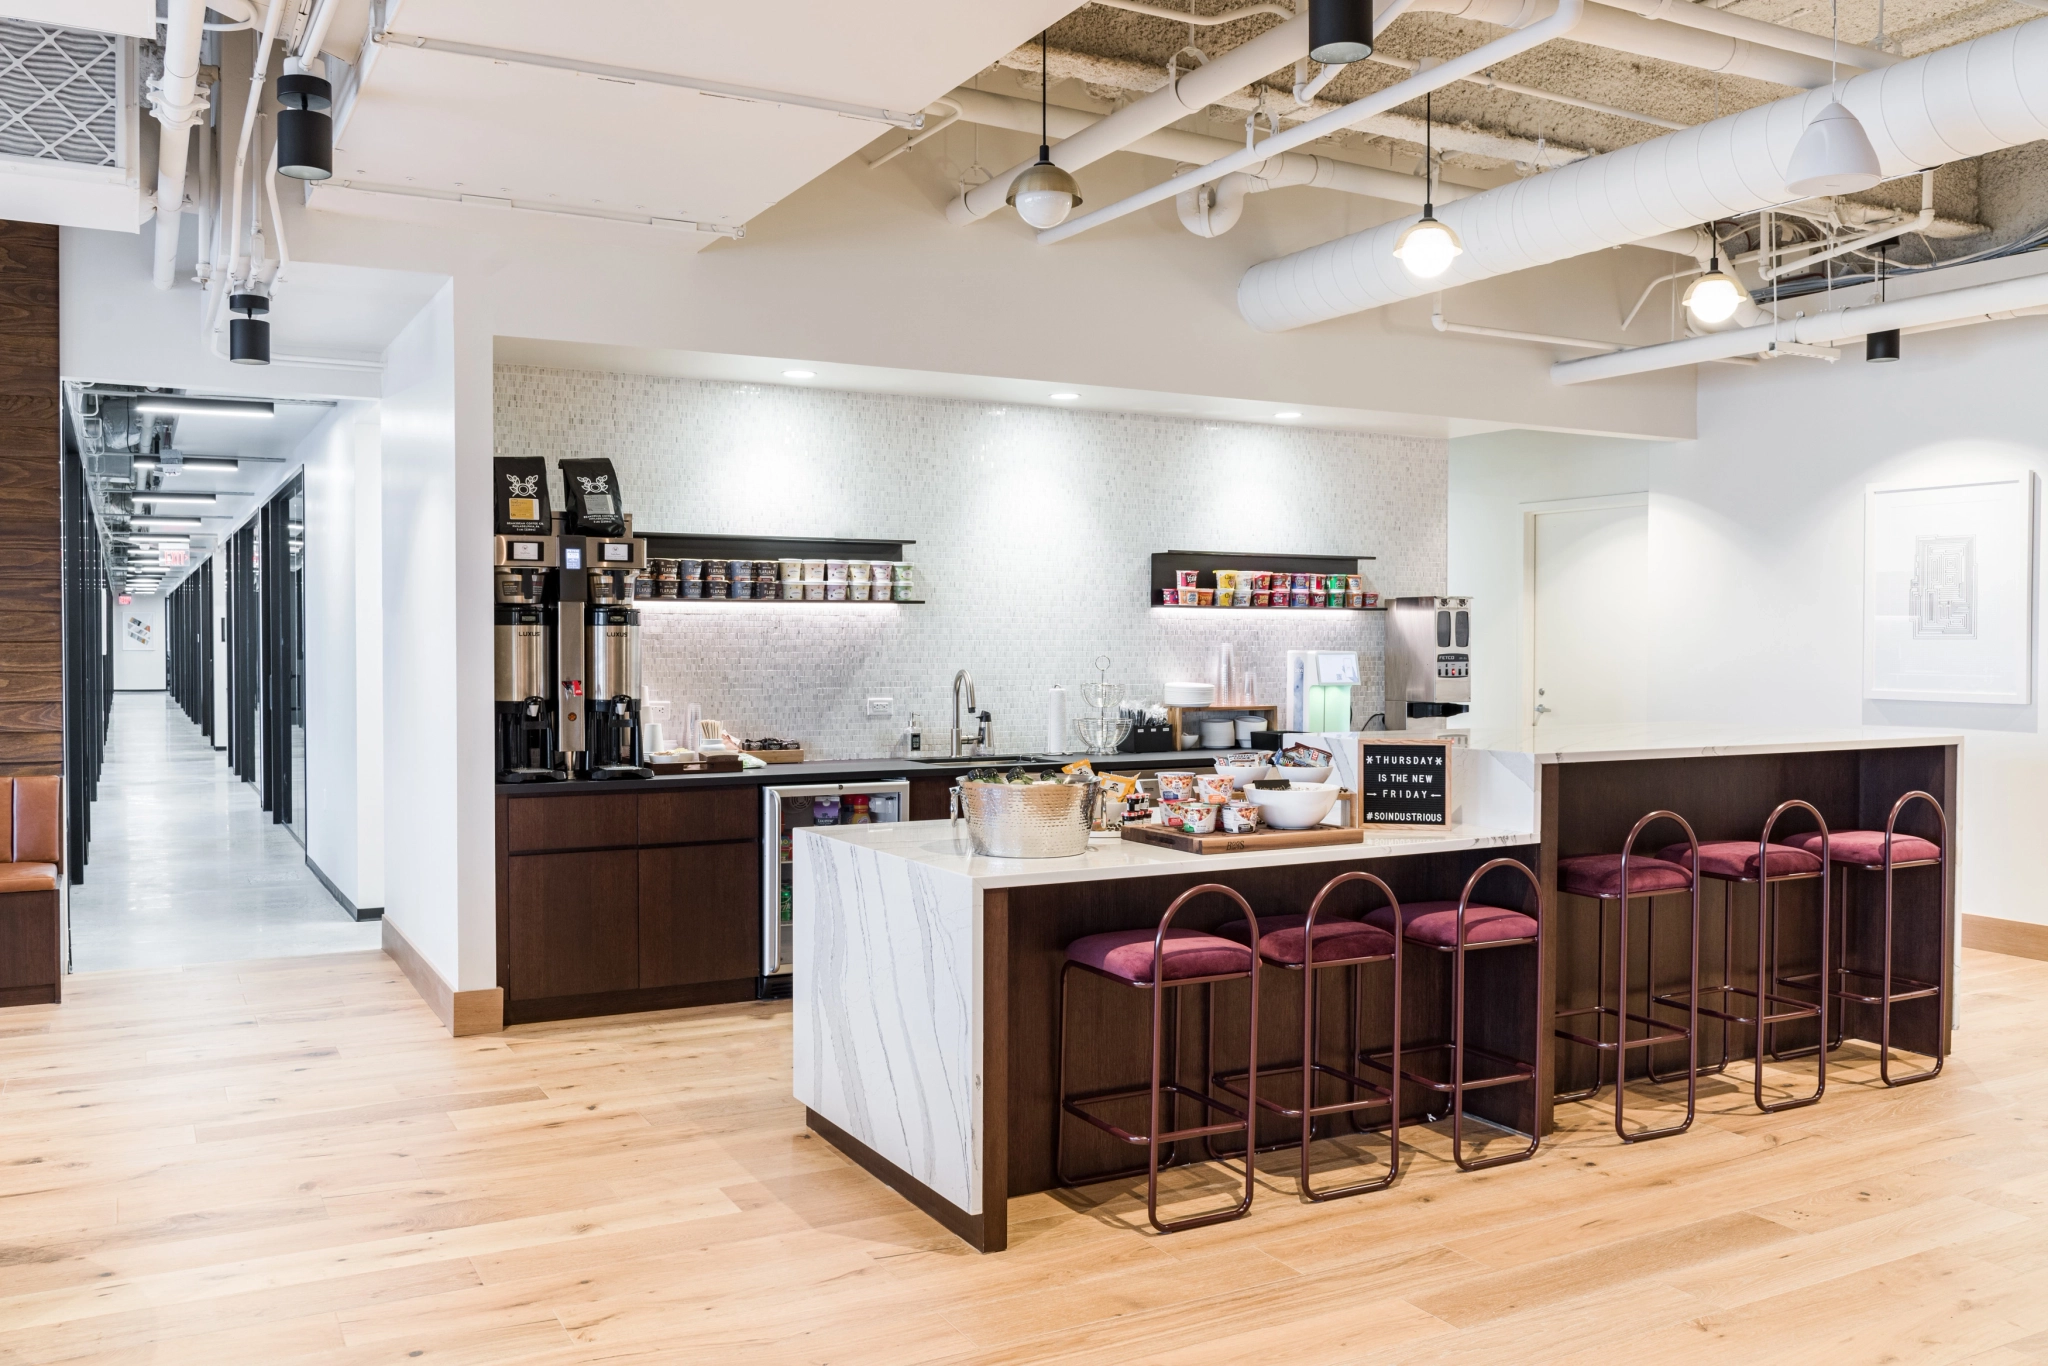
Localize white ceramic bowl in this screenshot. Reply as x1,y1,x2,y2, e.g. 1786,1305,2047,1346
1269,762,1332,785
1212,756,1271,790
1246,781,1340,830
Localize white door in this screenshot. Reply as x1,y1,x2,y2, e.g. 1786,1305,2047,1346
1531,501,1649,726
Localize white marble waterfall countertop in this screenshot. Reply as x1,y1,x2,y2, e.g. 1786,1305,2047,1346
1456,722,1963,765
798,818,1536,891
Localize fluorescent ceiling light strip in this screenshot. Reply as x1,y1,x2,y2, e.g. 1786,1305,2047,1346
132,397,274,418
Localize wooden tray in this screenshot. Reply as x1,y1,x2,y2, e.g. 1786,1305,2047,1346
1120,823,1363,854
649,753,746,775
745,748,807,765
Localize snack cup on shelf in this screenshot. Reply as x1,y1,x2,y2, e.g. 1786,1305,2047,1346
1180,802,1218,835
1156,770,1195,801
1195,773,1236,805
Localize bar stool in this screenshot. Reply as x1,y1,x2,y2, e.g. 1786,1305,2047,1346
1553,811,1702,1142
1211,871,1403,1201
1780,791,1947,1087
1653,801,1830,1113
1358,858,1543,1172
1056,883,1262,1234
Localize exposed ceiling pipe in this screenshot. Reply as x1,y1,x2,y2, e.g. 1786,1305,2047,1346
1758,170,1934,280
1092,0,1299,22
947,9,1325,225
1551,266,2048,381
1038,0,1587,244
149,0,210,289
1364,50,1686,128
935,85,1479,220
292,0,342,70
200,0,287,352
1594,0,1897,70
1237,17,2048,332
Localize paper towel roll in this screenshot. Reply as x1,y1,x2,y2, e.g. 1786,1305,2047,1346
1047,685,1069,754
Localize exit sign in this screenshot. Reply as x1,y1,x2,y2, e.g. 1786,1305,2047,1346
161,546,189,566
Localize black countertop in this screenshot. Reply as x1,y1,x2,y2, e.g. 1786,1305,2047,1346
495,750,1227,796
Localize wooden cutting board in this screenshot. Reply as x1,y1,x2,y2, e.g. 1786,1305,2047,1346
1119,823,1363,854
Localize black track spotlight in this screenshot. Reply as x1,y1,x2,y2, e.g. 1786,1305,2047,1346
1865,237,1900,363
276,70,334,180
1310,0,1375,63
229,292,271,366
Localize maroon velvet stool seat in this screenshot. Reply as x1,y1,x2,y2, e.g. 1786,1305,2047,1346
1056,883,1262,1234
1356,859,1545,1172
1649,801,1832,1114
1553,812,1702,1142
1211,871,1403,1202
1777,791,1948,1086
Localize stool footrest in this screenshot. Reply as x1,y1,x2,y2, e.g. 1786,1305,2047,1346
1655,986,1822,1030
1063,1081,1250,1148
1362,1041,1534,1094
1213,1062,1397,1122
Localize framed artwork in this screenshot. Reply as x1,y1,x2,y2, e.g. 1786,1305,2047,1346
122,613,154,652
1864,473,2036,703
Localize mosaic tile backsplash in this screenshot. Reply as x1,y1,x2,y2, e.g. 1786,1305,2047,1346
495,366,1449,760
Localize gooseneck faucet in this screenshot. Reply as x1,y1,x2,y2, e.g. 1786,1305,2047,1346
950,669,977,758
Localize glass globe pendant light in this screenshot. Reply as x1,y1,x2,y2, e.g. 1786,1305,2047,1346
1008,31,1083,230
1392,90,1462,279
1682,251,1746,324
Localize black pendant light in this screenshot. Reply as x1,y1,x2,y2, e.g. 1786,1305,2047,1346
229,292,271,365
1310,0,1375,63
276,69,334,181
1866,238,1901,362
1007,31,1082,229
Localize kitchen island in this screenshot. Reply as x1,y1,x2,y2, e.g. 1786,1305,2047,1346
794,725,1960,1252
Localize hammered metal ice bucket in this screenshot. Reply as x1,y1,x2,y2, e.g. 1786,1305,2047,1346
957,781,1099,858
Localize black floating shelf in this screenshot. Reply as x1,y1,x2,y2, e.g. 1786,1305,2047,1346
640,596,924,605
642,531,914,562
1155,604,1385,612
1151,550,1378,607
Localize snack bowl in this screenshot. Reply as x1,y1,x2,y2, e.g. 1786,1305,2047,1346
1211,755,1271,790
1269,762,1332,785
1245,781,1341,830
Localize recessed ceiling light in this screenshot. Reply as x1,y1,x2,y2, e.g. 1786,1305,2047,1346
782,369,816,379
1275,411,1303,421
1049,392,1080,402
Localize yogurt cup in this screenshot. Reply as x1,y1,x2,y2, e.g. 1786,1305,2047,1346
804,579,825,601
803,559,826,581
847,561,870,584
826,581,847,601
825,559,848,582
780,558,803,583
892,582,914,602
849,581,871,601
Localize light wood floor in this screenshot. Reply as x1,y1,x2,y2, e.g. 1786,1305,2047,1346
3,949,2045,1365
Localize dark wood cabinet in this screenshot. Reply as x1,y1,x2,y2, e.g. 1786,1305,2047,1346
638,787,758,845
639,842,760,988
507,850,640,1000
507,793,639,853
909,777,954,821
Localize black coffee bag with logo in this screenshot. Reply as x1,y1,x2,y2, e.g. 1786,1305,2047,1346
493,457,551,535
558,458,626,536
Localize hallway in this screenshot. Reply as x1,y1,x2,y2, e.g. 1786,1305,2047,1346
67,692,382,972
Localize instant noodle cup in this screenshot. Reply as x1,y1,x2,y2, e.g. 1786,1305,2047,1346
1252,588,1272,608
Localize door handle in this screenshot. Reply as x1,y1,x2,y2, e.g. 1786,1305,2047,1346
1533,704,1551,714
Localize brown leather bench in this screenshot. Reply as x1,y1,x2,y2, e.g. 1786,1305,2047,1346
0,776,61,1007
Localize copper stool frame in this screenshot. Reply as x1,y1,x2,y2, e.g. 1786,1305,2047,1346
1650,800,1830,1114
1358,858,1543,1173
1211,871,1404,1202
1055,883,1263,1234
1778,790,1947,1087
1553,811,1702,1143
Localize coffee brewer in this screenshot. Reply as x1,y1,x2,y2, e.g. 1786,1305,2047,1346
1384,596,1473,734
493,458,565,782
556,457,653,780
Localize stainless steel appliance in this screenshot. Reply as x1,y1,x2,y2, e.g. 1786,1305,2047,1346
580,530,652,779
762,780,911,982
1385,595,1472,734
493,532,563,782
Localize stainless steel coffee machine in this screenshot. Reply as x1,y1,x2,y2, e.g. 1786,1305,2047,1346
1385,596,1472,735
553,455,653,780
493,533,565,782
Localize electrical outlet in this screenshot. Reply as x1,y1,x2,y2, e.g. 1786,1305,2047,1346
865,696,893,717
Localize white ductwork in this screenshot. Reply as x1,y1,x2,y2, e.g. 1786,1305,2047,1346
1238,17,2048,333
947,11,1316,225
1552,268,2048,382
149,0,210,289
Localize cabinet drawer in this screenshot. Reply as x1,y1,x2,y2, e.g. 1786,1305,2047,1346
638,787,759,846
507,794,639,853
639,842,760,988
507,851,639,999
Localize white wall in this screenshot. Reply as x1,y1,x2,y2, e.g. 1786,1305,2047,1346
302,401,386,913
498,365,1448,758
1450,312,2048,927
112,596,164,690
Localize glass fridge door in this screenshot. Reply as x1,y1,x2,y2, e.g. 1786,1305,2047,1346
762,781,910,978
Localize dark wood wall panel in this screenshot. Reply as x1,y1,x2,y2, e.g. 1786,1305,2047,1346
0,221,60,781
